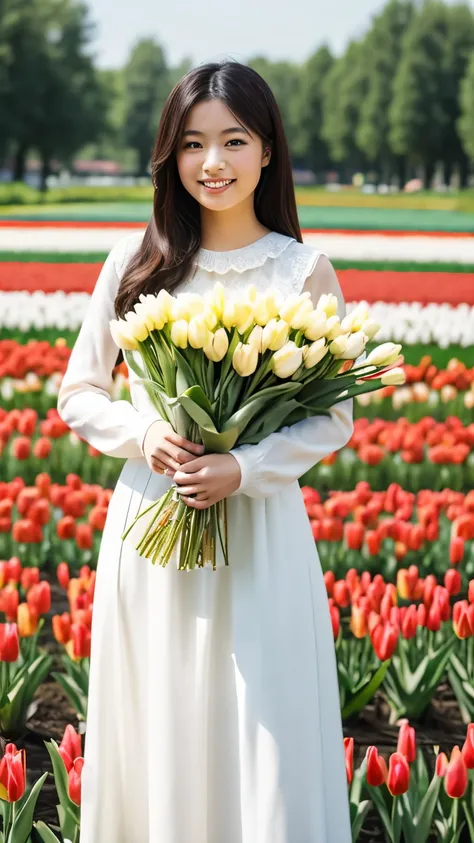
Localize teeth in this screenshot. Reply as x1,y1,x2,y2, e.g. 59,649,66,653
203,180,232,188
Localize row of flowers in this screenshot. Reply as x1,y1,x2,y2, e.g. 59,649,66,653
303,483,474,580
2,287,474,345
3,408,474,492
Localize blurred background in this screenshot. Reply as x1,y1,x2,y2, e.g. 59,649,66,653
0,2,474,840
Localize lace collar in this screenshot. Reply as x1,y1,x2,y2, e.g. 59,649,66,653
195,231,295,275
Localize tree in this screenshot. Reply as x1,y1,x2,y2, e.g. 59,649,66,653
123,38,169,177
440,2,474,186
321,41,368,176
459,51,474,162
356,0,414,184
293,46,334,176
389,2,451,187
247,57,303,157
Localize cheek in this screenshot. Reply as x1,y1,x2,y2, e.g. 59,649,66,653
236,148,265,182
177,154,197,187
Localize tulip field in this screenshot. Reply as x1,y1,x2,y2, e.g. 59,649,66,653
0,205,473,840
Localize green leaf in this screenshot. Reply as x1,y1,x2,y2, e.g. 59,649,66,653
51,673,87,721
7,772,48,843
124,350,146,379
411,774,442,843
43,742,80,831
342,660,390,719
31,822,61,843
350,799,370,842
367,784,395,843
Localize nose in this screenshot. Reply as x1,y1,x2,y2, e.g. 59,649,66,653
203,145,225,174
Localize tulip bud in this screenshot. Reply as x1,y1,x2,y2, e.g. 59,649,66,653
172,293,204,322
387,752,410,796
271,341,303,379
445,568,462,596
232,343,259,377
0,744,26,802
133,300,156,333
261,319,290,352
361,319,381,341
279,293,314,330
253,291,281,326
59,724,82,773
397,721,416,763
350,604,368,638
203,328,229,363
317,293,339,318
170,319,188,349
303,309,327,341
329,602,340,641
210,282,225,321
302,339,328,369
325,316,343,340
17,603,39,637
247,325,263,353
109,319,138,351
329,334,349,357
344,737,354,784
341,304,370,333
53,612,72,645
381,367,406,386
339,331,368,360
462,724,474,769
124,311,150,343
366,343,402,367
188,315,212,349
366,746,387,787
0,623,19,662
57,562,70,590
222,300,253,332
436,751,448,777
445,747,468,798
68,757,84,806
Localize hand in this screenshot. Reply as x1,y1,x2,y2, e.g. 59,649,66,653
173,453,242,509
142,420,204,476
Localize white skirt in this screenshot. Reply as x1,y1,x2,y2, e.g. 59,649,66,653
79,457,351,843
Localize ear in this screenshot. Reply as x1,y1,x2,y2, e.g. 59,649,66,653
262,145,272,167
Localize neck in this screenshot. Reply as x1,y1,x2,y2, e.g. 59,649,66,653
199,198,270,252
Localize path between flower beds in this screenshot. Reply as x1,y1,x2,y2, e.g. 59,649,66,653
1,260,473,305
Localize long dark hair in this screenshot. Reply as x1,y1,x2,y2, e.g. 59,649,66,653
115,60,302,318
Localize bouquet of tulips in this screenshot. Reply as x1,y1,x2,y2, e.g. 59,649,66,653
110,282,405,570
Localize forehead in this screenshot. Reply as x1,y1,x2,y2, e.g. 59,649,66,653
183,99,251,135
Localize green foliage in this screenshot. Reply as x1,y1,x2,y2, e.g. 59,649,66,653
247,57,302,153
321,41,368,167
123,39,170,176
293,46,334,173
459,52,474,161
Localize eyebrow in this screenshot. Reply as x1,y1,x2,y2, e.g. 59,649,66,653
183,127,250,137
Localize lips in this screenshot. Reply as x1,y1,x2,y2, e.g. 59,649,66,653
199,179,235,189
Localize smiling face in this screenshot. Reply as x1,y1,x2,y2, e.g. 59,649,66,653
176,99,271,214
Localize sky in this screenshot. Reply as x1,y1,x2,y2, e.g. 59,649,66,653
87,0,474,70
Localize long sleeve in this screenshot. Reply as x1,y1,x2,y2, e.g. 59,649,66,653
57,234,159,459
230,398,353,499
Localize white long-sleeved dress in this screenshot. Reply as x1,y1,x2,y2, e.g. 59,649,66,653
58,230,353,843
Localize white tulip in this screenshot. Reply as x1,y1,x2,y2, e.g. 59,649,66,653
302,339,328,369
271,341,303,378
366,342,402,367
380,367,406,386
109,318,138,350
339,331,368,360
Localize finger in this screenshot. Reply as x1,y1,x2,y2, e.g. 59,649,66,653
168,446,197,466
175,485,201,496
175,457,206,475
165,431,205,456
152,452,180,473
180,495,210,510
174,469,205,486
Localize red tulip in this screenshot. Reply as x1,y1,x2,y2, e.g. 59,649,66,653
333,580,350,608
88,505,108,531
76,523,93,551
453,602,473,639
59,724,82,773
401,605,418,640
28,498,51,526
0,623,19,662
344,737,354,784
33,437,52,459
12,437,30,460
0,744,26,801
450,537,465,565
366,746,387,787
436,752,448,777
57,562,70,590
53,613,72,645
27,581,51,616
12,519,42,543
445,747,468,798
387,752,410,795
0,586,20,622
68,757,84,805
70,622,91,659
397,721,416,763
462,724,474,770
365,530,381,556
350,604,368,639
20,567,40,593
57,516,76,540
345,522,364,550
6,558,21,583
323,571,335,596
371,620,399,662
329,601,340,641
445,568,462,596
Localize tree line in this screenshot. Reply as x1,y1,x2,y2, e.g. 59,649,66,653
1,0,474,190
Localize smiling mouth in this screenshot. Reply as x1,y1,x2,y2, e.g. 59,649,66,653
199,179,235,188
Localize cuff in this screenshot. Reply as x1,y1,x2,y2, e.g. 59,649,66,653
229,444,258,497
136,415,161,456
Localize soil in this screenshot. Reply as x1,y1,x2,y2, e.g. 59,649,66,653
9,576,473,840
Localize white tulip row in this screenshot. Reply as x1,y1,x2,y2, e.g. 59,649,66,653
1,228,474,262
0,290,473,347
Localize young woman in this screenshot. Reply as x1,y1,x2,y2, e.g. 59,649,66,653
58,60,353,843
